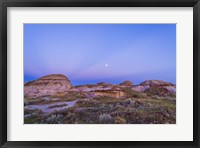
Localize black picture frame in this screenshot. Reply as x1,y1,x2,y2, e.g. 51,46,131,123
0,0,200,147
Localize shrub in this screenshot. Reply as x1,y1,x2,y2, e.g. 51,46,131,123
114,116,126,124
123,98,135,106
99,113,114,124
46,114,63,124
63,111,81,124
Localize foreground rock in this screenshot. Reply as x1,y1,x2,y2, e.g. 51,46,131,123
24,74,72,98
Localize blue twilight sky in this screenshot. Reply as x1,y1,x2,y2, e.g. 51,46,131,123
24,24,176,85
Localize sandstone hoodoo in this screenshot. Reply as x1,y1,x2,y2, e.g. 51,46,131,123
24,74,72,98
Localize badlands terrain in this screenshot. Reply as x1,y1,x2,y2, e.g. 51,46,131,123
24,74,176,124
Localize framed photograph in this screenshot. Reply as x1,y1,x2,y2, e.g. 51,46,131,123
0,0,200,147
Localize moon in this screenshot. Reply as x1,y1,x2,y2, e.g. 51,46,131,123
105,64,108,67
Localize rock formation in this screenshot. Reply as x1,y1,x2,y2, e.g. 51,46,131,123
24,74,176,98
132,80,176,96
24,74,72,98
140,80,175,87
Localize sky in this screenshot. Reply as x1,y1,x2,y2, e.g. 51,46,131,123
24,24,176,85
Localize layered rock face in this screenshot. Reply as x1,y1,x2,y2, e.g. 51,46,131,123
24,74,72,98
132,80,176,96
140,80,175,87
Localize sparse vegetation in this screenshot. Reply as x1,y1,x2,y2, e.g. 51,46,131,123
24,93,176,124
